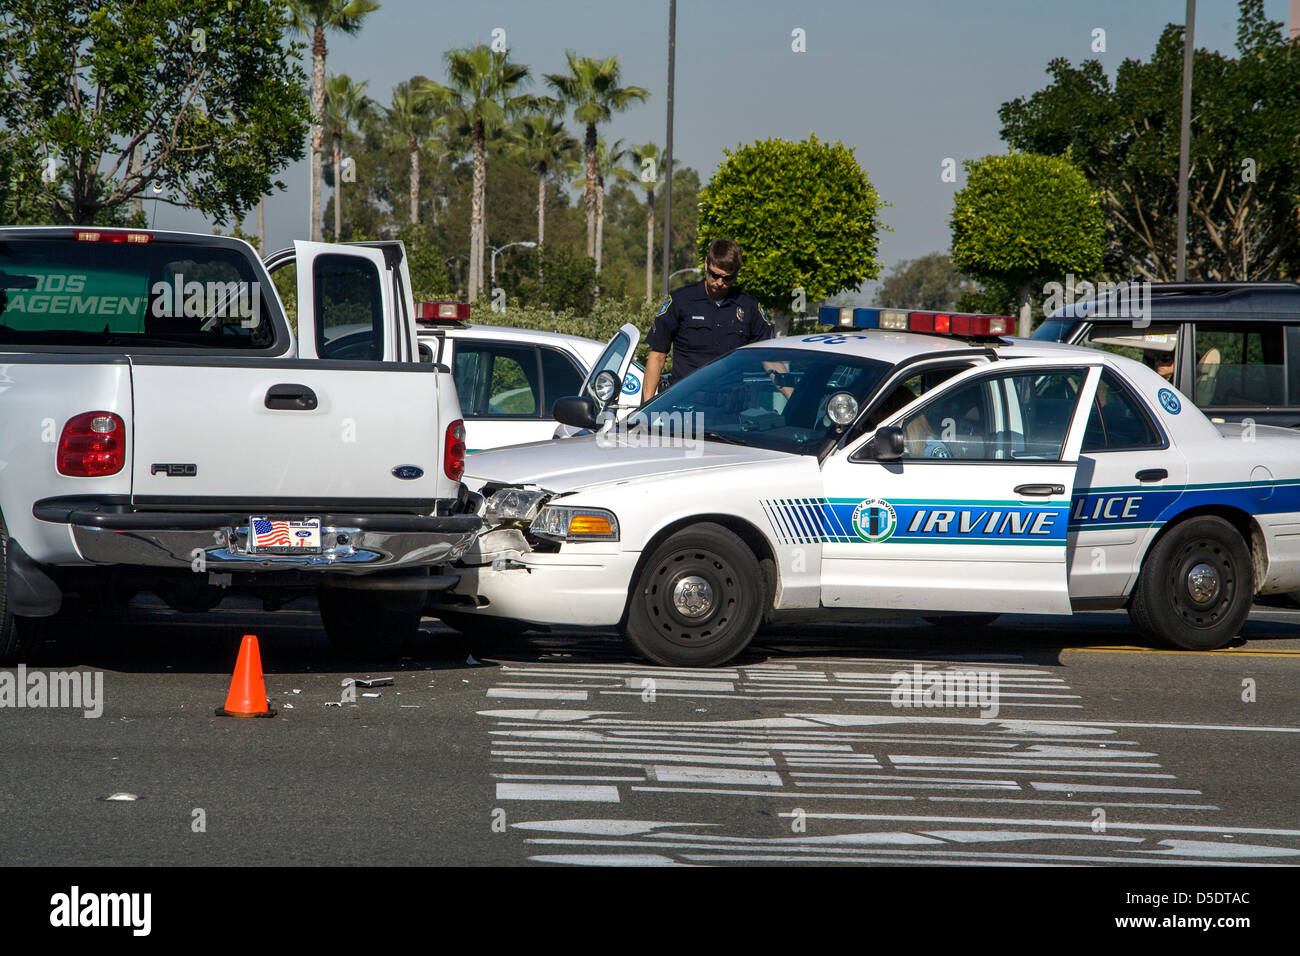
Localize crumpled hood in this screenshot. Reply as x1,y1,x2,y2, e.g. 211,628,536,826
464,434,794,493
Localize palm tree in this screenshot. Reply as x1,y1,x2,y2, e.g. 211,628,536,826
506,111,578,246
593,138,632,277
382,77,447,227
545,53,649,262
628,142,660,301
442,45,534,300
286,0,381,242
324,73,375,240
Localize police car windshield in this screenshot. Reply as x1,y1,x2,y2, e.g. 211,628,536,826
636,347,892,455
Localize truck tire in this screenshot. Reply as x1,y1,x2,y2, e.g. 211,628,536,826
0,515,44,665
622,523,763,667
318,589,423,661
1128,516,1253,651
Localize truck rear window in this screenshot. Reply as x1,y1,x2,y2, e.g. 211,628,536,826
0,239,277,348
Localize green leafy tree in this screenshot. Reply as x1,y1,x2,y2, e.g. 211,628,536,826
286,0,380,242
950,153,1105,335
545,53,649,262
0,0,309,226
877,252,977,311
999,0,1300,280
697,134,882,322
323,72,375,240
442,44,533,301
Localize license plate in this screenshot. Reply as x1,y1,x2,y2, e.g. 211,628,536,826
248,516,321,553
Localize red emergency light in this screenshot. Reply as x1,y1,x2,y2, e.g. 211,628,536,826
417,301,470,323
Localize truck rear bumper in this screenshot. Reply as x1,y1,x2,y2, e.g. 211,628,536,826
35,498,481,572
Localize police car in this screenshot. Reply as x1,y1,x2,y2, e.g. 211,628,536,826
430,308,1300,666
415,302,643,451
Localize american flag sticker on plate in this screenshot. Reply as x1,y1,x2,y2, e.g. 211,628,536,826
249,517,321,551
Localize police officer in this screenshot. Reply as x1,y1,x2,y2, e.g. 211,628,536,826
641,238,773,402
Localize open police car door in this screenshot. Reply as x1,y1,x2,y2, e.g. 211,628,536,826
554,322,640,437
818,360,1102,614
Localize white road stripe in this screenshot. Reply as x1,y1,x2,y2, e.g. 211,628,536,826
486,689,590,701
776,811,1300,837
496,783,620,802
495,750,777,767
926,796,1219,811
1030,782,1201,795
646,766,784,786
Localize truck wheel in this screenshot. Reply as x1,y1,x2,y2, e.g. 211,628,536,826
622,523,763,667
1128,516,1253,651
0,515,46,665
435,610,532,641
318,589,423,660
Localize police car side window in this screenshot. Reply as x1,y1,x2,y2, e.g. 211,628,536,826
894,369,1085,461
540,347,585,411
1082,370,1162,452
453,343,541,418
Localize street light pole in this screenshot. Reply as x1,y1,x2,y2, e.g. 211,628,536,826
1176,0,1195,281
661,0,676,297
490,241,538,286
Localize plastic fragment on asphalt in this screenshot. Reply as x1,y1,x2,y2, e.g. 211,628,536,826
283,703,294,709
362,692,381,698
104,793,139,801
324,702,342,707
292,689,302,694
354,677,393,687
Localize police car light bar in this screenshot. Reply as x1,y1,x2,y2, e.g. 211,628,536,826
417,301,470,322
817,306,1011,337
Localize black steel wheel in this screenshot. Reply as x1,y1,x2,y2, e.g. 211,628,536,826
622,523,763,667
1128,516,1253,651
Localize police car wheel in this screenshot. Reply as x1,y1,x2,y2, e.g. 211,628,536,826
1128,516,1253,652
623,523,763,667
318,588,422,660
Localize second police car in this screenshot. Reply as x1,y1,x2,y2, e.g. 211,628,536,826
429,309,1300,666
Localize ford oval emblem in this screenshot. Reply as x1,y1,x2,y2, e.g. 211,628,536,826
392,465,424,480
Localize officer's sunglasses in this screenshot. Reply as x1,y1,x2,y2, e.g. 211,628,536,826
705,265,738,282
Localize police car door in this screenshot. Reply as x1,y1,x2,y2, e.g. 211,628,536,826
819,361,1101,614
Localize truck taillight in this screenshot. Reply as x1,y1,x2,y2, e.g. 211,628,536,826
444,419,466,481
57,412,126,477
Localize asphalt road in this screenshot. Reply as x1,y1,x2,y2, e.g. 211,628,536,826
1,599,1298,868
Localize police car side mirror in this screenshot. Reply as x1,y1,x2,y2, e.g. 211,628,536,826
873,426,905,461
553,395,598,431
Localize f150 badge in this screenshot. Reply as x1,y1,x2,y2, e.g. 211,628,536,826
151,463,197,476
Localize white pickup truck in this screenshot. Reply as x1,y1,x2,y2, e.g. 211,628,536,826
0,227,481,661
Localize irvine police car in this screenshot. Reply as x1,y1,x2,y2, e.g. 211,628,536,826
414,302,643,451
431,308,1300,666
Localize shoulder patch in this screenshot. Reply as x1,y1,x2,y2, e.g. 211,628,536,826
655,295,672,318
757,302,771,327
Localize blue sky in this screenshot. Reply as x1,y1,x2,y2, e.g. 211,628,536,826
150,0,1292,282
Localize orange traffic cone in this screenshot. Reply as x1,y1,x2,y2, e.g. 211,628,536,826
215,634,277,718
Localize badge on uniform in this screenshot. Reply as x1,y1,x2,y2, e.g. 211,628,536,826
735,306,744,322
655,295,671,317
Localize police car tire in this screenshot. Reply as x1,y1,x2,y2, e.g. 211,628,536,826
1128,516,1253,652
318,589,421,660
623,523,763,667
435,610,532,641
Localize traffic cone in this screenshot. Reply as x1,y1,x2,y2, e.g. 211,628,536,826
215,634,277,718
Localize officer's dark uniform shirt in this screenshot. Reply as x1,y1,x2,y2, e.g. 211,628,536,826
646,280,773,381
